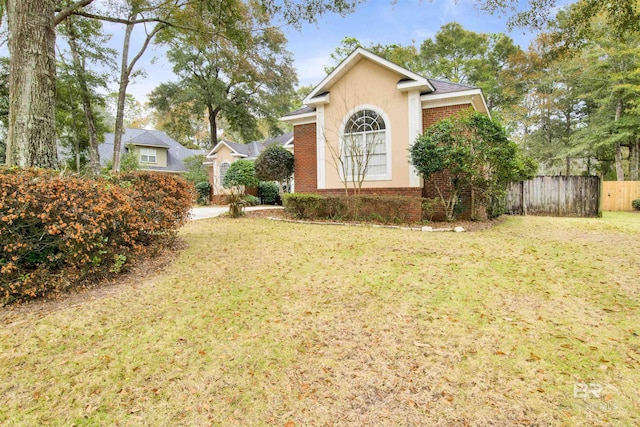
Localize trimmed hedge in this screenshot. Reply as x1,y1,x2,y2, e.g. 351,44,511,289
283,193,417,223
0,168,194,305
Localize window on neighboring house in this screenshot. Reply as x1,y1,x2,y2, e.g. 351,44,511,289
140,147,157,163
220,161,230,184
342,108,389,179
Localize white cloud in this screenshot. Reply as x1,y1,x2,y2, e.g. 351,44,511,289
294,51,333,87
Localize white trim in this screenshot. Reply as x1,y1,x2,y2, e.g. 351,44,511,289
338,104,392,182
282,136,294,148
280,111,316,126
306,92,330,106
205,140,247,159
407,90,422,188
421,88,490,117
316,105,326,189
304,47,434,103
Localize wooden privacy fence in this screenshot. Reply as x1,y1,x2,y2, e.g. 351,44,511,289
602,181,640,211
506,176,601,217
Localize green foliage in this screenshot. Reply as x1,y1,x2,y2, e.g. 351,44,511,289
222,159,258,189
195,181,212,205
258,181,280,205
411,111,536,220
103,149,140,174
283,193,420,223
0,169,194,305
183,154,208,185
421,198,440,222
633,199,640,211
254,144,294,184
151,1,298,146
244,194,260,206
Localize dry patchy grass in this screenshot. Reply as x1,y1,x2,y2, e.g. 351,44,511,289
1,213,639,426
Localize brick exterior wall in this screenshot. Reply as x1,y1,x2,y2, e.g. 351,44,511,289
289,104,478,222
422,104,472,129
293,123,317,193
422,104,475,221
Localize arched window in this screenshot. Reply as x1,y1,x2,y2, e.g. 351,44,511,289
220,161,230,184
342,108,389,179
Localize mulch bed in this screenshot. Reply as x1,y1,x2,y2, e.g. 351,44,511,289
244,207,502,232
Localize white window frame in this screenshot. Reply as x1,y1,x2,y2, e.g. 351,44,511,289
140,147,157,163
219,161,231,185
339,105,392,181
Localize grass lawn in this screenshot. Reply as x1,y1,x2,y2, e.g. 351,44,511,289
1,212,639,426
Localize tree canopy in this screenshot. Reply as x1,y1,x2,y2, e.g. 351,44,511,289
254,144,295,184
410,111,536,220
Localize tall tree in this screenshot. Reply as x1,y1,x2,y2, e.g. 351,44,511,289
57,15,115,175
151,0,297,147
0,58,9,164
1,0,355,168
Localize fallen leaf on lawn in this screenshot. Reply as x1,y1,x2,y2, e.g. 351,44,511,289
414,341,431,348
530,353,541,361
284,421,295,427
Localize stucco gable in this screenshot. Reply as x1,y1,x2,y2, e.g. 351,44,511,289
304,48,434,106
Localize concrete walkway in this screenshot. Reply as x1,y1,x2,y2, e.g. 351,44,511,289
190,205,283,220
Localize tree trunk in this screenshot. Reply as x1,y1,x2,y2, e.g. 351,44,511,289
112,20,134,172
565,156,571,176
111,18,164,171
208,104,219,146
6,0,57,168
614,99,625,181
67,19,101,176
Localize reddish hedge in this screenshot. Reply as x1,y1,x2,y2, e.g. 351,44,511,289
283,193,419,223
0,168,194,305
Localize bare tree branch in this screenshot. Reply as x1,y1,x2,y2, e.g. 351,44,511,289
54,0,94,26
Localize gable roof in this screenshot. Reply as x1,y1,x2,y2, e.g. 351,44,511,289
427,78,478,94
283,47,489,121
206,131,294,160
101,129,204,172
304,47,435,105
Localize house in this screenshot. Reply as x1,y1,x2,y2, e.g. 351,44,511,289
205,132,293,201
101,128,205,173
280,47,490,221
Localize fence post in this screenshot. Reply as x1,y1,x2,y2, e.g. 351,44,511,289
521,180,527,216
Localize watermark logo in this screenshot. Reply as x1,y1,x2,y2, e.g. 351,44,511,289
573,382,618,412
573,382,603,399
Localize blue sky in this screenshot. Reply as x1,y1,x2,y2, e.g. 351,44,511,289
97,0,573,102
284,0,545,87
0,0,572,104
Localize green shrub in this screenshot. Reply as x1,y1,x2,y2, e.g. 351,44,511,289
422,198,440,222
245,194,260,206
283,193,325,219
284,193,418,223
195,181,212,205
0,168,194,305
258,181,279,205
633,199,640,211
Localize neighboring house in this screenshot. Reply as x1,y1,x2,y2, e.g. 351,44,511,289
280,47,490,220
101,128,204,173
205,132,293,201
